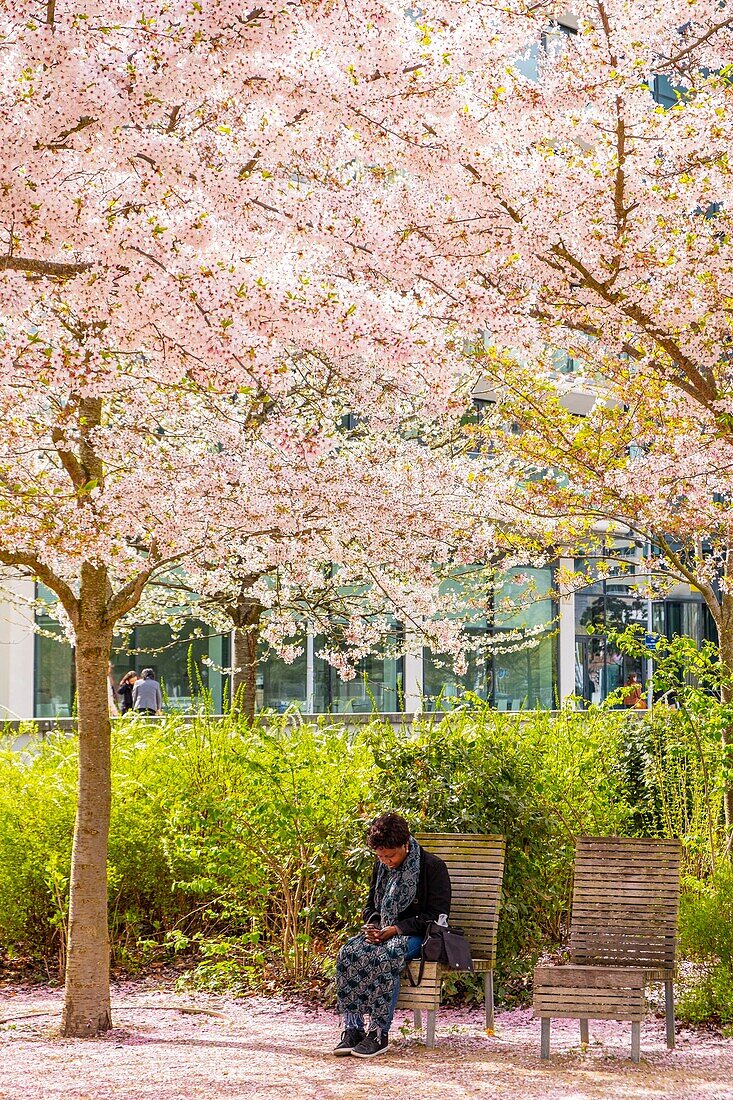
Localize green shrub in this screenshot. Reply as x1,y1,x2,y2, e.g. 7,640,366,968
0,736,76,975
678,866,733,1028
609,629,728,875
364,705,640,1002
0,706,725,1020
159,717,374,986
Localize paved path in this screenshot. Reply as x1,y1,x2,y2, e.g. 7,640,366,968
1,984,732,1100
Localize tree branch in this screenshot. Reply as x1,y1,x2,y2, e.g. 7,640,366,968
0,256,91,278
50,428,86,490
106,544,205,623
0,552,79,626
36,117,96,151
657,16,733,70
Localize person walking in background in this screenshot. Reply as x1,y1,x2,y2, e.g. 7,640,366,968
117,670,138,715
132,668,162,716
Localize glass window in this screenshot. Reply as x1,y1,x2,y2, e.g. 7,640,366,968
113,622,229,713
515,23,576,82
423,628,490,710
574,568,649,704
423,567,557,711
652,74,684,108
34,624,74,718
313,636,404,713
660,599,717,646
574,635,642,707
34,585,74,718
493,631,556,711
257,641,307,713
493,567,554,630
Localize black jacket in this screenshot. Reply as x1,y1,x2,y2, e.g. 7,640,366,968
362,846,451,938
118,683,134,714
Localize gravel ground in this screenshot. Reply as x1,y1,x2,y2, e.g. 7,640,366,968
1,982,732,1100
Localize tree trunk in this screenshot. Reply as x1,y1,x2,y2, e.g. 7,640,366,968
61,570,113,1037
231,598,263,723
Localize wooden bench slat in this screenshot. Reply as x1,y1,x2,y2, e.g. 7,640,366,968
535,990,646,1003
535,997,646,1006
416,833,505,841
572,946,677,956
576,838,681,848
572,941,676,951
577,836,681,847
441,865,505,874
535,1008,646,1022
572,932,677,942
573,952,675,960
573,892,680,903
575,847,681,857
576,877,679,886
535,966,645,986
574,879,680,890
438,864,506,873
436,867,504,875
576,873,680,882
572,938,677,945
575,860,681,871
572,858,682,866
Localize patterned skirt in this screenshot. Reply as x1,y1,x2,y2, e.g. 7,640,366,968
336,932,409,1033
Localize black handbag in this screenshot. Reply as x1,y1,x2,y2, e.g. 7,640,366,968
406,921,474,986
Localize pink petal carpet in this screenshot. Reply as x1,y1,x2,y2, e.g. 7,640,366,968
1,982,731,1099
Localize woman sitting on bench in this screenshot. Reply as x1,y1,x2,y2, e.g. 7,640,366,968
334,811,451,1059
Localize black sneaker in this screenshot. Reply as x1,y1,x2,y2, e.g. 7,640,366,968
351,1030,389,1058
333,1027,366,1056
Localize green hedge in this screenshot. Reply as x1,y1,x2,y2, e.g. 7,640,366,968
0,706,727,1015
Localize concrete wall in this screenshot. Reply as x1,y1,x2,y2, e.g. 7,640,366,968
0,575,36,720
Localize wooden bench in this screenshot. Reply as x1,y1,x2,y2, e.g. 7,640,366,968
396,833,506,1048
533,836,682,1062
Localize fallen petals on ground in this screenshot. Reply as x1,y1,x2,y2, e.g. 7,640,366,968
1,982,732,1100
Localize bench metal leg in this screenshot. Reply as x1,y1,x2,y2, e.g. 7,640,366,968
484,971,495,1033
664,979,675,1049
540,1017,550,1061
631,1021,641,1063
414,1009,423,1031
425,1010,436,1049
579,1018,589,1048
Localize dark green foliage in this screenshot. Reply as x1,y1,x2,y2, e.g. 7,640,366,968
678,866,733,1029
365,707,637,1001
609,629,727,876
0,706,727,1021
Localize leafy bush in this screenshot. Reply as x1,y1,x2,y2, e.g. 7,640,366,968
0,706,725,1018
609,629,728,875
678,866,733,1029
365,705,638,1001
0,736,76,975
0,716,374,991
158,717,374,988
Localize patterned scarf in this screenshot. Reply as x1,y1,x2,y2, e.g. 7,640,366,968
336,837,421,1033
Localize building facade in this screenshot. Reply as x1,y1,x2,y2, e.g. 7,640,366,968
0,558,715,721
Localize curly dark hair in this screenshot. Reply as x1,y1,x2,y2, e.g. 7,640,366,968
366,812,411,850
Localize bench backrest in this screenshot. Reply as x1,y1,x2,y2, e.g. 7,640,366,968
569,836,681,971
416,833,506,966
